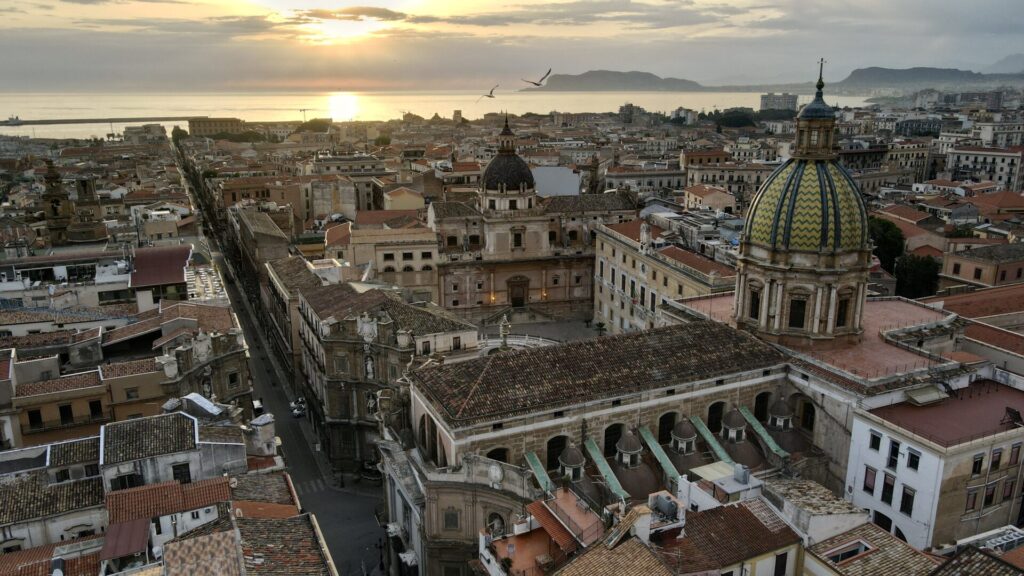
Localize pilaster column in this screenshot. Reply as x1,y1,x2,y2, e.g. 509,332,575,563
772,281,785,332
812,286,824,334
826,284,838,334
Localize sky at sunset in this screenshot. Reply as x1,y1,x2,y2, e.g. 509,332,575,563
0,0,1021,91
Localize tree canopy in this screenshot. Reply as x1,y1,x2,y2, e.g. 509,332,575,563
895,254,940,298
868,217,905,272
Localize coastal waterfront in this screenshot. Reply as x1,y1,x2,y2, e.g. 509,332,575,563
0,90,871,139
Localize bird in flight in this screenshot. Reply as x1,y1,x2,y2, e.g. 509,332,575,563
476,84,499,103
522,68,552,87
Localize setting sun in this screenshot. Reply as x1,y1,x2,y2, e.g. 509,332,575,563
327,92,360,121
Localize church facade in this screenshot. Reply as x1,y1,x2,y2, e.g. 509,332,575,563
428,119,637,322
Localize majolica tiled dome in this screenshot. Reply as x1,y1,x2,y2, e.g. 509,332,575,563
743,159,868,252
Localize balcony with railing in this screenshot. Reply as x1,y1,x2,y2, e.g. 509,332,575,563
24,410,112,434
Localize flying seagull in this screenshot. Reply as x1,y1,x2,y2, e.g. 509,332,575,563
522,68,552,87
476,84,499,103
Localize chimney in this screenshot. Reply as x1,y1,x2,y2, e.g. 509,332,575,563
733,463,750,484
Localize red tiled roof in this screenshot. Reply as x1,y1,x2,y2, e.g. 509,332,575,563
658,246,735,277
15,370,102,397
683,184,731,198
911,245,943,259
526,500,577,553
605,219,663,243
324,221,352,247
965,321,1024,355
874,213,933,239
0,534,103,576
106,478,231,523
969,190,1024,210
354,209,422,226
881,204,932,223
232,500,300,519
921,284,1024,318
100,357,160,379
130,245,192,288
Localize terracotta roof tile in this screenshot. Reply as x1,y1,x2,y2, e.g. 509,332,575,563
0,474,104,525
236,514,333,575
49,436,100,467
413,322,783,426
556,537,672,576
810,522,940,576
100,357,159,379
657,245,735,276
102,412,197,465
15,370,102,397
106,477,231,523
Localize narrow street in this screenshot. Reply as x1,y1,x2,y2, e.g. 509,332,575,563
177,150,386,576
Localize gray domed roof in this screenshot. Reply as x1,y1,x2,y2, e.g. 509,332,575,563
482,116,534,191
558,443,586,468
769,399,794,419
482,154,535,191
723,408,746,430
671,419,697,441
616,430,643,454
797,75,835,120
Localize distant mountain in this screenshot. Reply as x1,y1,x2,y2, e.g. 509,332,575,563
527,70,703,91
984,54,1024,74
835,66,1024,89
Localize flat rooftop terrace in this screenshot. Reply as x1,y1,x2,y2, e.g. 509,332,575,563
870,379,1024,447
677,294,951,380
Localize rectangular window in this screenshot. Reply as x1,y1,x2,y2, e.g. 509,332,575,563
59,404,74,426
985,483,997,507
953,263,961,275
900,486,915,516
863,466,877,494
228,372,239,389
446,236,458,247
1011,444,1021,465
749,290,761,320
89,400,103,419
836,298,850,328
907,449,920,471
992,448,1003,472
383,252,395,261
773,552,788,576
421,251,432,260
191,511,201,520
172,463,192,484
452,336,461,351
153,519,162,535
125,387,139,400
887,440,900,470
443,509,459,530
881,474,895,504
974,267,982,280
1004,480,1016,501
788,299,806,329
55,468,70,482
973,454,984,476
513,232,523,248
422,341,431,355
869,431,882,451
509,199,517,210
402,252,413,261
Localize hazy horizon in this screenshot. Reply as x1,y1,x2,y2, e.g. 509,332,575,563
1,0,1021,92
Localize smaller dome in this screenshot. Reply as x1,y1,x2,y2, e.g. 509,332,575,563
671,419,697,441
616,430,643,454
723,408,746,430
558,443,586,468
769,399,793,419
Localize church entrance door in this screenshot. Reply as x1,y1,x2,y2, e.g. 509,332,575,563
508,276,529,308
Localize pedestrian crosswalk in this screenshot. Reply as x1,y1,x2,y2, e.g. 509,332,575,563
293,478,327,496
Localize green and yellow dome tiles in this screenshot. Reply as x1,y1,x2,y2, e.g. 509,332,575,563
744,158,868,253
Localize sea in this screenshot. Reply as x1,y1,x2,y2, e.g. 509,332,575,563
0,90,872,140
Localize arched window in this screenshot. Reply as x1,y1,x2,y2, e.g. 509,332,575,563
402,266,414,272
486,447,509,463
603,424,624,457
421,265,433,271
754,391,772,422
546,435,567,471
383,266,395,273
707,402,725,434
487,513,506,537
658,412,677,444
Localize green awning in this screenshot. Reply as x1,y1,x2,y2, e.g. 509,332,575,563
525,451,554,492
637,425,681,486
689,415,734,465
583,438,630,502
739,406,789,459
